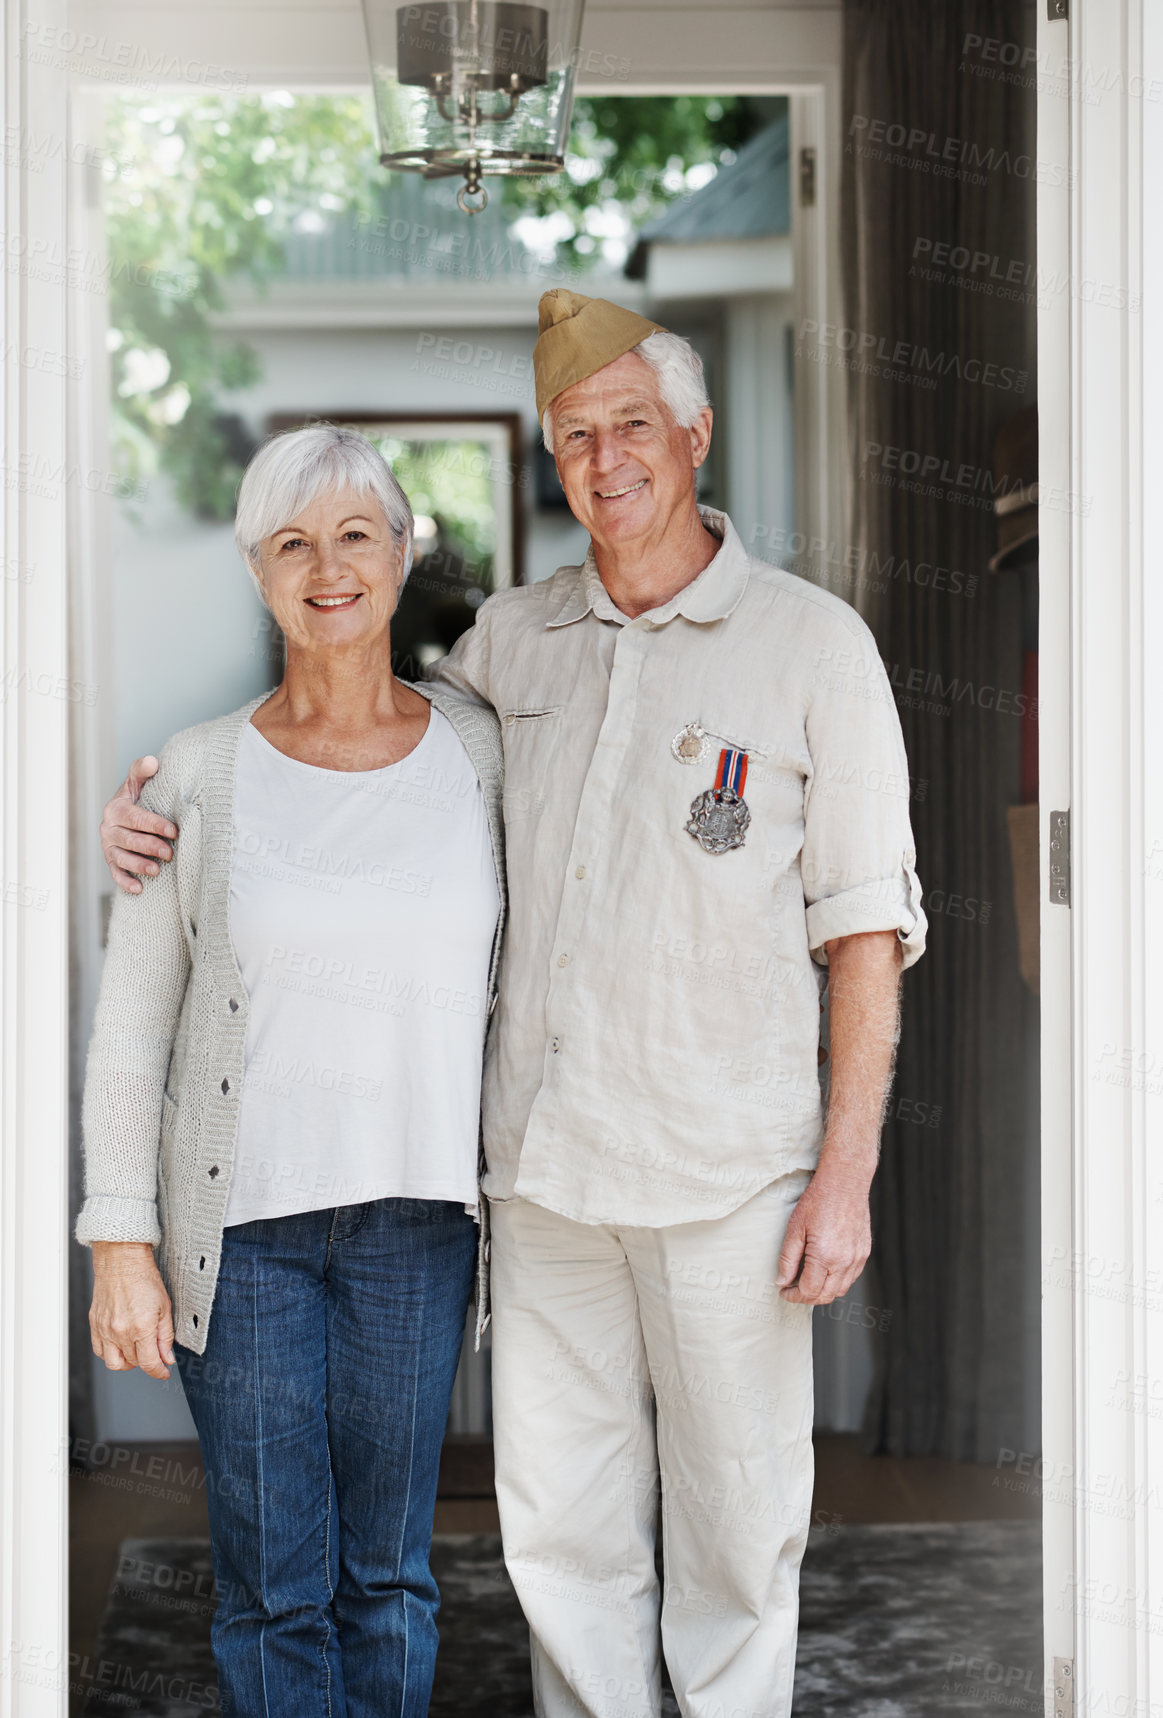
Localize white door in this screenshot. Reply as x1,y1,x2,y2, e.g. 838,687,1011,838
1036,2,1163,1712
1034,5,1075,1705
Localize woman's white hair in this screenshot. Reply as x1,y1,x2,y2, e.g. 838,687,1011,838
234,424,415,602
541,329,709,454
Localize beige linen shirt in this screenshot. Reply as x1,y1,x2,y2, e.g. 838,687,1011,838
433,508,926,1226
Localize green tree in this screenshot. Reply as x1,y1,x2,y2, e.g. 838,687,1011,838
500,94,755,267
104,93,380,517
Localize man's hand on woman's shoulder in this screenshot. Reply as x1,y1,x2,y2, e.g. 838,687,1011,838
101,755,179,895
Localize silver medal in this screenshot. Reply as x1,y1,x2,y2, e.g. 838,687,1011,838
686,785,751,854
671,721,709,765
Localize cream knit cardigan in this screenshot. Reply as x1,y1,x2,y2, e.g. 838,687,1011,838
77,684,507,1355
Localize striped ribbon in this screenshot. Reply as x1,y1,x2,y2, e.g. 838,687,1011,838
715,747,748,797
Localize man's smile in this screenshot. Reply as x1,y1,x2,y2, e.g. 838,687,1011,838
595,478,648,500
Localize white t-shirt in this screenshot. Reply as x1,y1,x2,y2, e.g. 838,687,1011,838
223,707,500,1227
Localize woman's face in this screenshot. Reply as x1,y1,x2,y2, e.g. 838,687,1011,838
256,485,405,654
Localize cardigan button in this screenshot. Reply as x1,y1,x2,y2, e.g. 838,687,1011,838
208,1166,219,1179
192,1314,199,1328
229,999,239,1013
199,1256,206,1270
221,1077,230,1094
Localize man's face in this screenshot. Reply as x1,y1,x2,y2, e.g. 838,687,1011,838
549,350,712,551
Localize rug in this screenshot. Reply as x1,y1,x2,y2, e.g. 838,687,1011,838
78,1522,1042,1716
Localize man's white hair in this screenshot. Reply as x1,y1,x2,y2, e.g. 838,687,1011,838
234,424,415,604
541,329,710,454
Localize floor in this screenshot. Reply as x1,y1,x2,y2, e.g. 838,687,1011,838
69,1436,1041,1716
424,1522,1042,1718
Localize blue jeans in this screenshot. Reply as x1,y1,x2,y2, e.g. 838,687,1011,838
175,1196,476,1718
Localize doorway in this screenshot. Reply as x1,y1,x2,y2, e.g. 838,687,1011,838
62,66,1046,1717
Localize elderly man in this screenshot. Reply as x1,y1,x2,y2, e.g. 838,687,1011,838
101,290,925,1718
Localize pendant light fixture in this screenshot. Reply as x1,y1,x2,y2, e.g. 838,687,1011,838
360,0,588,212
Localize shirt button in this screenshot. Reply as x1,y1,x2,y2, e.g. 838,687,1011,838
550,1036,561,1053
557,953,569,968
575,865,586,880
505,713,515,725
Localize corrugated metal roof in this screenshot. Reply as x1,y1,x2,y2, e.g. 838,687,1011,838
278,172,543,282
272,114,790,288
625,115,790,277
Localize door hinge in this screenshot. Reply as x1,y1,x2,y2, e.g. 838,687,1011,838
1048,810,1071,906
1053,1657,1074,1718
1048,0,1067,18
799,146,816,208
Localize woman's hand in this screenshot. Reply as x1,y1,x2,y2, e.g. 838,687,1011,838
89,1242,176,1380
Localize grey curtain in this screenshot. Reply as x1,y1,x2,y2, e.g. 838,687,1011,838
841,0,1041,1459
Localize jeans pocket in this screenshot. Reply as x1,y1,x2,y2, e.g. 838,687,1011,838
393,1197,472,1226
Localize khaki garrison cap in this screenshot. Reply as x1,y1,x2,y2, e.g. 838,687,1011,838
533,289,667,419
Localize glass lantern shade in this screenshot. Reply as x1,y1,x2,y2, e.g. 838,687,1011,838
361,0,587,206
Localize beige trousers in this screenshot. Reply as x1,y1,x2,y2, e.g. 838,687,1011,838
489,1171,816,1718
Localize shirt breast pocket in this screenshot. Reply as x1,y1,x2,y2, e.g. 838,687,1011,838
500,706,563,825
698,719,771,763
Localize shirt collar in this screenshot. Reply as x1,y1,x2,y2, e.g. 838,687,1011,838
545,507,751,629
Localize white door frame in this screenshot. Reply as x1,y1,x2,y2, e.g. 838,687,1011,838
1037,1,1163,1711
1,0,71,1711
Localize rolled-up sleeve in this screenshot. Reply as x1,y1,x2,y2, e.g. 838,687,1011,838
800,617,927,970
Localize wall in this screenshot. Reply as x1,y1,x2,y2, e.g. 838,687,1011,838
724,294,796,555
64,2,844,97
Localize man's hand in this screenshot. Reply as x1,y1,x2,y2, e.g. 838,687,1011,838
89,1241,176,1380
777,928,902,1306
101,756,178,894
777,1162,872,1305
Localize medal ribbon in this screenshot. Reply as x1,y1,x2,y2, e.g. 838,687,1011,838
715,747,748,797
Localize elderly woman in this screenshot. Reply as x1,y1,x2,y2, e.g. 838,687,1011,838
77,425,504,1718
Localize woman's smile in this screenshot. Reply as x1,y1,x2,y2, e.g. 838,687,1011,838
305,591,362,610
